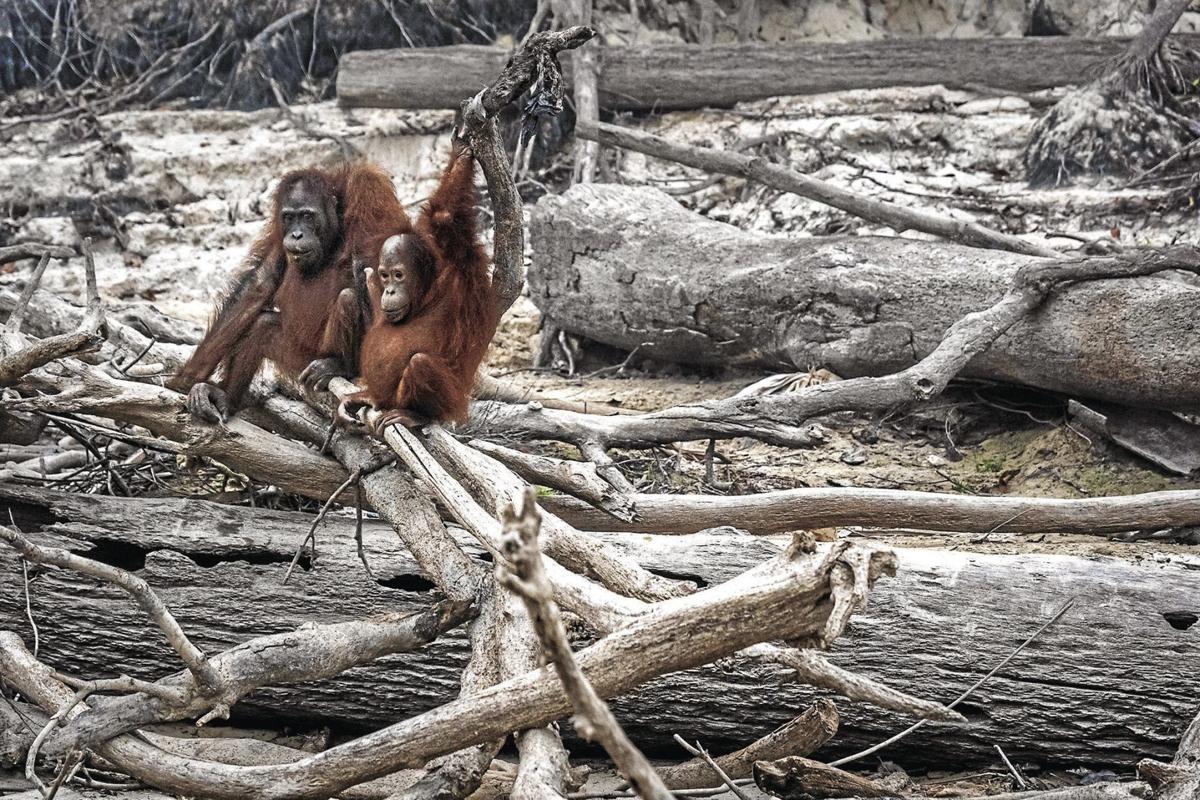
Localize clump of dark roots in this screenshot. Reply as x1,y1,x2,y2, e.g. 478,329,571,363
0,0,537,118
1025,41,1200,188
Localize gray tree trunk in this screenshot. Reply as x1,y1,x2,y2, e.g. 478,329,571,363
527,185,1200,411
335,35,1200,111
1,486,1197,768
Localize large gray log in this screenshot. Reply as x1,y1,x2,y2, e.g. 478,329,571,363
528,184,1200,411
336,36,1200,111
1,486,1197,768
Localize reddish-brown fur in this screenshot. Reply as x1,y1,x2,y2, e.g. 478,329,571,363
172,162,411,410
350,143,497,425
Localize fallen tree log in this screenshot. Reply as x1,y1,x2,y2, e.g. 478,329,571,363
528,184,1200,411
336,35,1200,111
2,486,1197,768
542,487,1200,535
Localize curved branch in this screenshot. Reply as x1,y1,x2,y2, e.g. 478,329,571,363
458,25,597,316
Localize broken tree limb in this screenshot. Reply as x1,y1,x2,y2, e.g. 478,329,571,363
576,121,1059,258
0,244,75,266
657,700,838,789
1,487,1196,767
44,600,475,758
528,185,1200,413
470,398,824,449
0,239,107,387
10,363,351,504
541,486,1200,536
467,438,636,522
753,755,892,799
336,36,1200,111
474,372,637,416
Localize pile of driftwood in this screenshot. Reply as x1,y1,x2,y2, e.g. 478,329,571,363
1,14,1200,800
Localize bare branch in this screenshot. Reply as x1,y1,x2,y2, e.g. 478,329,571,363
5,252,53,333
745,646,964,722
543,485,1200,536
753,755,893,800
498,488,671,800
457,25,597,316
0,238,107,386
672,735,752,800
577,121,1061,258
44,600,475,757
467,438,636,522
0,243,75,267
658,701,838,789
475,372,638,416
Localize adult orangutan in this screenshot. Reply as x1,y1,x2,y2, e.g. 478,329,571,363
170,162,411,422
340,140,497,430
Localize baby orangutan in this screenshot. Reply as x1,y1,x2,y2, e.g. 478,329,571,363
340,141,497,431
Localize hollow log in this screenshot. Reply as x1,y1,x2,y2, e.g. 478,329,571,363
527,184,1200,411
336,36,1200,111
0,486,1196,768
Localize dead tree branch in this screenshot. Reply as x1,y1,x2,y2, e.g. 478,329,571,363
458,25,597,316
0,244,75,267
499,489,671,800
543,486,1200,536
576,121,1060,258
658,701,838,789
43,601,475,758
467,438,636,522
0,239,107,386
753,756,892,800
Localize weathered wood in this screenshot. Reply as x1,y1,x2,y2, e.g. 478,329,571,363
542,487,1200,536
0,486,1196,768
337,36,1200,111
528,184,1200,411
659,700,839,789
753,755,892,799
